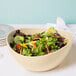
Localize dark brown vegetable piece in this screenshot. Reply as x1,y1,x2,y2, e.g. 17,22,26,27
56,42,65,48
16,30,20,33
58,38,65,42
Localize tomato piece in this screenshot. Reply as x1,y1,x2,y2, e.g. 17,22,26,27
32,43,36,48
16,44,21,49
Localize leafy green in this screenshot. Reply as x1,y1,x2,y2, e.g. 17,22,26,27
38,31,45,37
22,48,32,56
48,27,57,33
10,27,67,56
14,35,24,44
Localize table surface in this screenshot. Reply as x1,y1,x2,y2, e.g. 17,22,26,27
0,24,76,76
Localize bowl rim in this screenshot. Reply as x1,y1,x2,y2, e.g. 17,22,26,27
6,28,74,58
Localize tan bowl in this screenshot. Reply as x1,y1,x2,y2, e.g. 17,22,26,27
6,28,73,71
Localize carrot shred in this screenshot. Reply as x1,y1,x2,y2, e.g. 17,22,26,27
45,41,47,43
20,49,22,55
45,45,50,53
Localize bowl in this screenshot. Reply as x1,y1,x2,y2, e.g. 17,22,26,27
6,28,73,71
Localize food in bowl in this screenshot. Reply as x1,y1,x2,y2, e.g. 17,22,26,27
10,27,67,56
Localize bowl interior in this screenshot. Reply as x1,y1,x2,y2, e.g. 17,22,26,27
6,28,74,56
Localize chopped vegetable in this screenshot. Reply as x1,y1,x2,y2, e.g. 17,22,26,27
14,35,24,44
31,43,36,48
16,44,21,49
20,43,28,48
48,27,57,33
20,49,22,55
10,27,67,56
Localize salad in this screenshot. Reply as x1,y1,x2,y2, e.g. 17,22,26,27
10,27,67,56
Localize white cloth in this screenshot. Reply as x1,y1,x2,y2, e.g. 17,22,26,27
44,17,71,31
44,17,76,37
